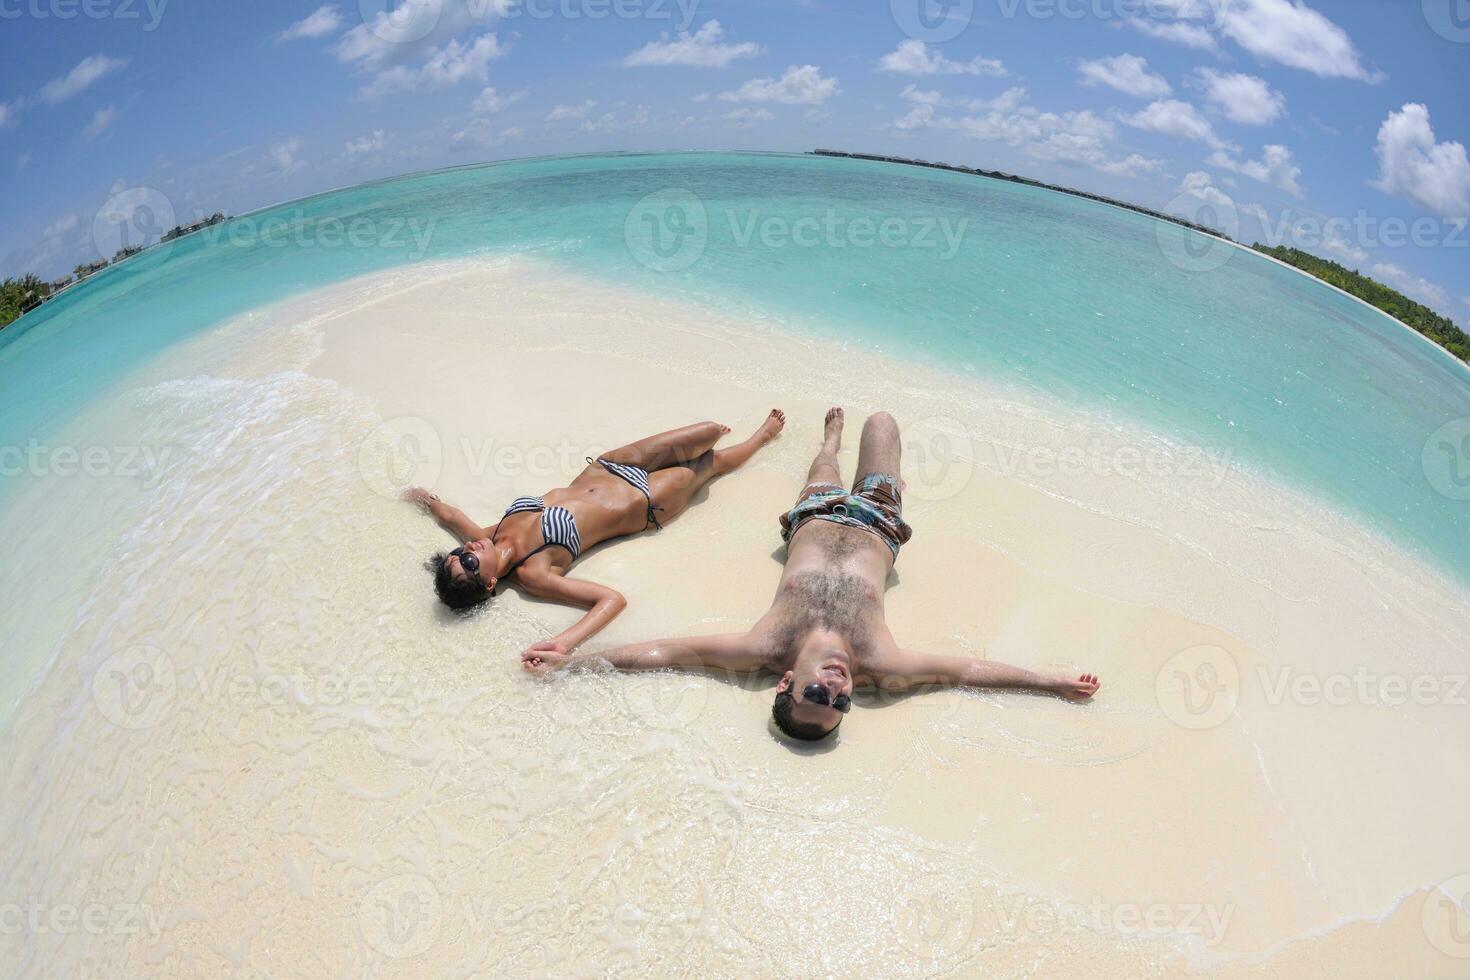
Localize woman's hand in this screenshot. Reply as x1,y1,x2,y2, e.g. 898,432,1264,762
521,640,570,674
400,486,439,508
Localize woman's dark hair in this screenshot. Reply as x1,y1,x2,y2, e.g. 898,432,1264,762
427,552,491,611
772,688,839,741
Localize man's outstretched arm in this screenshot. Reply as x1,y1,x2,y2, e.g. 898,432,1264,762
522,632,767,676
879,649,1100,701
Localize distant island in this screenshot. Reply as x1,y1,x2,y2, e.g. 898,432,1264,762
1,212,227,329
811,149,1469,365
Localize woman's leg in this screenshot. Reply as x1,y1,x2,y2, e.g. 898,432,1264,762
600,420,728,472
647,410,785,520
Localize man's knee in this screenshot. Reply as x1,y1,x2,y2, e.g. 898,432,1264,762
864,411,898,436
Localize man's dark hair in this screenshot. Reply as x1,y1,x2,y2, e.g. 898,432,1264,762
772,688,839,742
427,552,491,611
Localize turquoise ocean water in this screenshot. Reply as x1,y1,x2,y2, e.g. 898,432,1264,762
4,150,1468,585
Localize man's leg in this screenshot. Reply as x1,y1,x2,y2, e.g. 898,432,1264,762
600,421,727,472
805,407,845,488
853,411,902,487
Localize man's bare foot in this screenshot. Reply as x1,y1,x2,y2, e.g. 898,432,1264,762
823,407,844,452
756,409,786,443
1046,672,1100,701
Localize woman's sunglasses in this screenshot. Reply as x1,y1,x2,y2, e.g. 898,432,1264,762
801,683,851,713
449,547,487,589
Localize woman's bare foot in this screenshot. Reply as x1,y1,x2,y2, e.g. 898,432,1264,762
717,424,732,436
756,409,786,443
823,407,844,452
1045,672,1100,701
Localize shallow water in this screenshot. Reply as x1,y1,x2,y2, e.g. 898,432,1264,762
5,153,1468,590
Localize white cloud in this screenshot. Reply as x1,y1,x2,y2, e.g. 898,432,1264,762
45,214,80,238
1179,170,1234,208
1077,54,1170,99
277,5,343,42
79,105,117,143
360,33,505,97
719,65,840,105
546,100,596,121
724,107,774,128
1196,68,1285,125
268,137,303,173
1372,262,1449,310
623,20,761,68
344,129,388,156
334,0,509,71
581,106,651,135
471,86,524,114
1209,144,1302,195
895,91,1161,177
1320,227,1367,264
898,83,1027,114
0,99,19,127
1128,0,1376,81
1127,17,1218,50
1371,103,1470,219
1123,99,1228,150
878,39,1005,77
15,151,30,170
1215,0,1379,82
449,120,523,151
40,54,128,104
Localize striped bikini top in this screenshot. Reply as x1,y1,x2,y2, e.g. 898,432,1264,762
494,495,582,569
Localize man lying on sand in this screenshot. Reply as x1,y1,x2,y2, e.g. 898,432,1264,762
405,412,785,654
523,408,1099,741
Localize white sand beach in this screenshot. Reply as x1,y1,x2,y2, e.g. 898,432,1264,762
2,255,1468,977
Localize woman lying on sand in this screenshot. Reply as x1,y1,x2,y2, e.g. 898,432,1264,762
403,412,786,654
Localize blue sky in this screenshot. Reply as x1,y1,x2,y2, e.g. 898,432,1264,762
2,0,1467,320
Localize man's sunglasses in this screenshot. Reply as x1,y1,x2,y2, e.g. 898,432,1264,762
801,683,851,713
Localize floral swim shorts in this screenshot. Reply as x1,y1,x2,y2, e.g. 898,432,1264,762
779,473,913,560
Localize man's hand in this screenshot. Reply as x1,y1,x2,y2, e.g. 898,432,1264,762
521,641,570,675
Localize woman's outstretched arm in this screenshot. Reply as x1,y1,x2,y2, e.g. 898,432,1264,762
401,487,487,543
